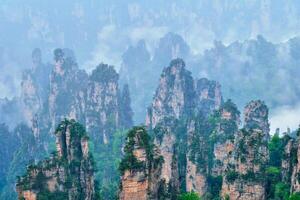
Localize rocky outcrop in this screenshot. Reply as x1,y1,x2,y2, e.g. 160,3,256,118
279,135,295,186
48,50,132,146
86,64,120,145
119,33,191,124
153,32,190,68
119,127,163,200
119,40,152,124
221,100,270,200
146,58,194,128
244,100,270,141
211,100,240,176
16,119,98,200
119,84,133,130
21,48,51,130
48,48,88,130
195,78,223,117
146,59,194,196
185,100,239,197
146,58,228,198
291,135,300,193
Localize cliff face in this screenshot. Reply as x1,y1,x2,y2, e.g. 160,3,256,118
195,78,223,117
120,33,191,124
48,50,131,146
49,49,88,129
143,58,282,199
11,48,134,200
146,58,194,128
119,127,163,200
221,100,269,200
21,48,51,132
119,84,133,130
16,120,98,200
146,59,195,196
86,64,120,145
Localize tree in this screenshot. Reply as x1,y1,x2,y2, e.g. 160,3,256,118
119,84,133,129
178,191,201,200
289,193,300,200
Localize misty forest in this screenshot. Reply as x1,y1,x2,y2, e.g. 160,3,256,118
1,1,300,200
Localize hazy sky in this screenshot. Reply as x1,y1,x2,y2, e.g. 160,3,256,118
1,0,300,132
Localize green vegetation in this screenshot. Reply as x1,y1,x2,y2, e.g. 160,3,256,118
119,127,149,174
225,171,238,183
289,193,300,200
265,133,294,199
90,63,119,83
89,129,127,200
178,191,201,200
16,120,100,200
207,175,222,199
274,182,290,200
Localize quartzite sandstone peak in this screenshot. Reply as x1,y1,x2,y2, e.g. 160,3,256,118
16,119,99,200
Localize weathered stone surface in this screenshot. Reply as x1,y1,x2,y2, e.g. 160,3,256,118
48,49,88,130
195,78,223,117
244,100,270,141
221,100,269,200
119,127,163,200
16,120,98,200
86,64,120,145
146,58,194,128
221,180,265,200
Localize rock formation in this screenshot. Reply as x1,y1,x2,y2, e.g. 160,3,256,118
21,48,51,130
221,100,270,200
86,64,120,145
195,78,223,117
119,127,163,200
146,58,195,196
16,119,99,200
119,84,133,130
48,49,88,130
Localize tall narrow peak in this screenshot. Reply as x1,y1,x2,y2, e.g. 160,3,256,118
153,32,190,68
146,58,195,197
244,100,270,141
221,100,270,200
16,119,99,200
186,99,240,197
146,58,195,128
21,48,51,129
49,48,88,129
119,40,152,124
119,84,133,129
119,127,163,200
86,63,120,145
195,78,223,117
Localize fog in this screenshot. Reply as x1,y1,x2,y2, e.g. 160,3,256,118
1,0,300,129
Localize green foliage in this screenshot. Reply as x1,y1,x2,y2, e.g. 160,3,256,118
269,133,284,167
266,133,293,199
90,63,118,83
37,190,68,200
275,182,290,200
266,167,281,199
178,191,201,200
90,129,127,200
226,171,238,183
240,171,257,181
289,193,300,200
207,175,222,199
118,127,149,174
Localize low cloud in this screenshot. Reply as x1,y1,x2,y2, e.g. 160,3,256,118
270,103,300,134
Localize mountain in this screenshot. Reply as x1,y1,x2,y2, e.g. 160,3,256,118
0,48,133,200
16,119,100,200
119,58,300,199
